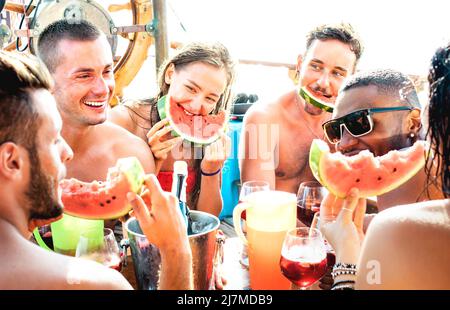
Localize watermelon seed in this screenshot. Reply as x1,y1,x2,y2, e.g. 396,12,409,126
100,203,104,207
377,176,382,181
112,196,116,200
356,179,360,183
106,200,111,204
393,168,397,172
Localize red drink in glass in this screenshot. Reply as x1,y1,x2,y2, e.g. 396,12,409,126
326,251,336,269
297,200,321,226
280,244,327,288
280,255,327,288
239,201,247,220
105,255,123,271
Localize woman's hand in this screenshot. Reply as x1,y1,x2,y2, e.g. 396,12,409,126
147,119,183,172
319,188,366,264
201,133,231,173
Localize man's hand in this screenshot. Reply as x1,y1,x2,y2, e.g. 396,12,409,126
127,174,193,290
127,174,190,253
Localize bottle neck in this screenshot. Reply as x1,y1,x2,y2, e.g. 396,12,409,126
172,173,187,203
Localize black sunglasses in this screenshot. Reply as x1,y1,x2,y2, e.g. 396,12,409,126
322,106,413,144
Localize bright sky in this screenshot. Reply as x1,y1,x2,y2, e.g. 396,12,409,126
124,0,450,101
167,0,449,75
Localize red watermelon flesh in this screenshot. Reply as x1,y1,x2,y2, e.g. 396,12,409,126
309,139,427,198
165,96,226,144
60,157,145,220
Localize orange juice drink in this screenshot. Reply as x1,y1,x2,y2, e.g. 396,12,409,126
234,190,296,290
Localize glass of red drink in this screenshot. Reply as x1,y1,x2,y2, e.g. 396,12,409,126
76,228,122,272
280,227,327,289
310,212,336,290
297,181,327,227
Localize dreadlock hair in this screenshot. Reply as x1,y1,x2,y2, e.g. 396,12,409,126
425,42,450,198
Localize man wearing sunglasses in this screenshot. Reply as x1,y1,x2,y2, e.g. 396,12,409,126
240,23,363,194
324,69,444,212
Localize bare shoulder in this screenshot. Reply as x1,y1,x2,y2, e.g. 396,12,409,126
243,90,296,125
109,101,152,136
372,199,450,232
109,104,136,133
366,200,450,251
100,122,155,173
357,200,450,289
1,239,132,290
63,257,133,290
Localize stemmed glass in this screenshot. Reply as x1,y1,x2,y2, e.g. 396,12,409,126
297,181,327,227
239,181,270,207
76,228,122,271
279,227,328,289
238,180,270,268
310,212,336,290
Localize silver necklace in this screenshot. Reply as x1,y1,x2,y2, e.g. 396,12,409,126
296,95,326,140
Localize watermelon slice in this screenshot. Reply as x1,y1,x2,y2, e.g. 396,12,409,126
157,95,227,145
299,87,334,112
309,139,427,198
60,157,145,220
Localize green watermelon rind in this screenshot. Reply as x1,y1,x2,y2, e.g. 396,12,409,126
157,96,180,138
299,87,334,113
115,157,146,193
309,139,427,198
160,95,227,146
309,139,327,184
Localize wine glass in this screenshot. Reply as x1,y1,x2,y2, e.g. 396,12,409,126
76,228,122,271
239,181,270,206
280,227,328,290
238,180,270,268
297,181,327,227
310,212,336,290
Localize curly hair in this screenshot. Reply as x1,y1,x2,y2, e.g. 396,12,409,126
425,43,450,198
306,23,364,66
341,69,421,108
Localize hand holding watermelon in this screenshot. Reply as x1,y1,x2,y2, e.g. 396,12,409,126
201,133,231,174
127,174,190,253
319,188,366,265
147,119,183,172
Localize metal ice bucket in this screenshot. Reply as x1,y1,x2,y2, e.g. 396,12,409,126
125,210,221,290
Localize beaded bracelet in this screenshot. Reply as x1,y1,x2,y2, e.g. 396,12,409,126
331,280,355,290
332,269,357,279
331,282,355,290
332,262,358,279
334,262,357,269
200,167,221,176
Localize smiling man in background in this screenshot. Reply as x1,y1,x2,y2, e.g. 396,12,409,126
240,23,363,194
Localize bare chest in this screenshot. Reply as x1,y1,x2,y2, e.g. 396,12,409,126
274,116,325,186
66,148,119,182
